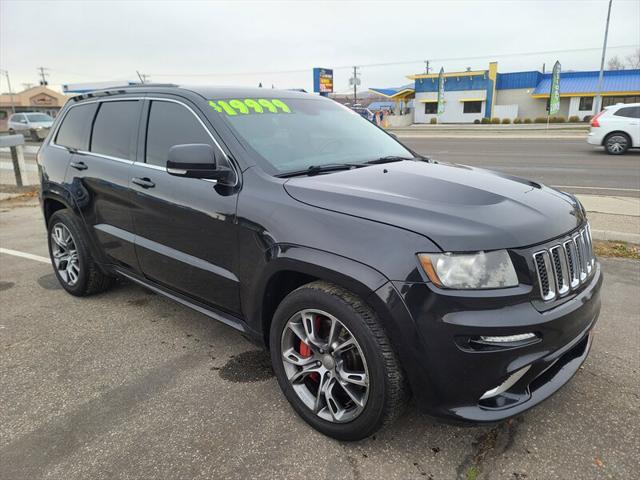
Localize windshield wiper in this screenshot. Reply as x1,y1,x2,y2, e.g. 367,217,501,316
277,163,362,178
364,155,413,165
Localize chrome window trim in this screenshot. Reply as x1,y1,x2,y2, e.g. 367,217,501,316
49,95,239,186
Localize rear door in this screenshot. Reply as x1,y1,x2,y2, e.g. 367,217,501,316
129,97,241,314
63,98,142,270
613,106,640,147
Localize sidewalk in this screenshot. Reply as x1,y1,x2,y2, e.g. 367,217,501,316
577,194,640,243
389,123,589,139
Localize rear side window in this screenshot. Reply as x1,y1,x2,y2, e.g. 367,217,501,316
145,101,213,167
55,103,98,150
614,106,640,119
90,101,140,160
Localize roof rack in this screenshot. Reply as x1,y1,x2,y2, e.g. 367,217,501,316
70,83,180,102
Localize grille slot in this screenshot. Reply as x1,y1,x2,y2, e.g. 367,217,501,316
534,226,595,302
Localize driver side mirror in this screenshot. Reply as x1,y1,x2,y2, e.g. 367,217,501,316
167,144,234,184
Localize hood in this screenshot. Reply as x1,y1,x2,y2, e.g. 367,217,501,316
283,161,584,251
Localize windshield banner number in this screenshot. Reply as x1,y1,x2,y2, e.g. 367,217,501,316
209,98,291,116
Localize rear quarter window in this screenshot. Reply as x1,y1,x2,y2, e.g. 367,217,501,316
613,106,640,119
90,101,140,160
55,103,98,150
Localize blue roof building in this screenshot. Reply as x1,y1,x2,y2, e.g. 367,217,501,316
370,63,640,124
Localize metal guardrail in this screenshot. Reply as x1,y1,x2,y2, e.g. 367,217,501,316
0,134,27,187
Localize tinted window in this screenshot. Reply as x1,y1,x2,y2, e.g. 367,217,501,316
579,97,593,111
90,101,140,160
463,101,482,114
55,103,98,150
424,103,437,114
146,101,213,167
614,106,640,119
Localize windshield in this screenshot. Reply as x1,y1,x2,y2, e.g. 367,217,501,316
214,97,413,174
26,113,53,122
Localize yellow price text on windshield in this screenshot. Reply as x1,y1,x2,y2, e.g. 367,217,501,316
209,98,292,115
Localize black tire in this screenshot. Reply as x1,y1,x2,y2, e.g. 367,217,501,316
47,209,115,296
604,132,630,155
270,281,408,441
8,128,15,135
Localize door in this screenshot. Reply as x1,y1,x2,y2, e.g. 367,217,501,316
129,98,241,314
613,106,640,147
62,99,142,270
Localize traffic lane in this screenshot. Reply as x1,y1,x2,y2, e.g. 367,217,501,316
402,137,640,197
0,206,638,479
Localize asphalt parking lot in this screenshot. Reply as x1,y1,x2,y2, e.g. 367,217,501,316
1,198,639,480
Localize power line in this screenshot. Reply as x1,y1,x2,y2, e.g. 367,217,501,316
147,44,638,78
37,66,50,86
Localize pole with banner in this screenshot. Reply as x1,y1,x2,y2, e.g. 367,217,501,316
547,60,561,129
437,67,445,118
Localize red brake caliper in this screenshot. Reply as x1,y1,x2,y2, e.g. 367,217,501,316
300,315,321,382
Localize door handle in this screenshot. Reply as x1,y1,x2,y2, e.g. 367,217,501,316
70,161,88,171
132,177,155,189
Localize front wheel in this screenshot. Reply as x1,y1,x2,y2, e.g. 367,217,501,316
270,281,408,441
604,133,630,155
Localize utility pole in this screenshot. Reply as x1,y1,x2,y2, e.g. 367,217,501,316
136,71,150,84
424,60,431,74
37,66,50,86
0,69,16,113
350,66,360,104
594,0,613,113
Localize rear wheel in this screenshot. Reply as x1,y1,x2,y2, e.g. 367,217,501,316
604,132,630,155
47,209,115,296
270,281,408,441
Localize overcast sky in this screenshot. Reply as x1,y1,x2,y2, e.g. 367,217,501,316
1,0,639,94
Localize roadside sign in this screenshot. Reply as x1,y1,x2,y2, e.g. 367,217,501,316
313,68,333,94
549,61,561,115
437,67,445,114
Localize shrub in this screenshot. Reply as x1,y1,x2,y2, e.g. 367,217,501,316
549,115,566,123
429,117,438,124
523,118,532,124
568,115,580,123
473,119,480,124
534,117,547,123
513,118,522,124
481,117,491,124
502,118,512,124
490,117,501,124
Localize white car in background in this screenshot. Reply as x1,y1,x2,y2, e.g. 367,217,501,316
7,112,55,141
587,103,640,155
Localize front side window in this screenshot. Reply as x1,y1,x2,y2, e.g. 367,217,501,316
145,101,214,167
217,97,413,174
579,97,593,111
90,101,140,160
463,101,482,114
424,102,437,114
12,114,26,123
55,103,98,151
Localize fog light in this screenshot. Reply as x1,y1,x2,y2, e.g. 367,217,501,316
480,365,531,400
479,333,536,344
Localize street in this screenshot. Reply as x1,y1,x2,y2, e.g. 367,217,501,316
401,137,640,198
1,199,638,480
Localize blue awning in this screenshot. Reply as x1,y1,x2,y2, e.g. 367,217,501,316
531,69,640,97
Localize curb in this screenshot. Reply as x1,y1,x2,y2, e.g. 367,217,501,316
591,229,640,245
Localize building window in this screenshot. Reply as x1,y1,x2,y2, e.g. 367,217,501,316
603,95,640,107
424,102,437,114
463,101,482,114
579,97,593,111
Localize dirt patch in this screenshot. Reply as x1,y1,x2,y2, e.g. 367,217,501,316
593,240,640,260
0,281,15,292
127,298,150,307
218,350,274,383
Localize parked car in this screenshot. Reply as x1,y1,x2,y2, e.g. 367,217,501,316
587,103,640,154
350,105,374,122
39,86,602,441
8,112,54,141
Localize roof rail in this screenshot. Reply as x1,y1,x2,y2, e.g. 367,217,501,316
70,83,180,102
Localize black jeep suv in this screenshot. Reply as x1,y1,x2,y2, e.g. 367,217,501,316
38,85,602,440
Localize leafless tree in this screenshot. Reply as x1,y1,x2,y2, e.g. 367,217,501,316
607,56,625,70
626,48,640,69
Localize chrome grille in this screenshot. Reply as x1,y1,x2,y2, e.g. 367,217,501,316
533,225,595,301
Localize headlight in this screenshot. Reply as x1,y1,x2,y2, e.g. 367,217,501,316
418,250,518,289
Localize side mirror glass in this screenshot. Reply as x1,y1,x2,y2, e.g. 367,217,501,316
166,143,234,184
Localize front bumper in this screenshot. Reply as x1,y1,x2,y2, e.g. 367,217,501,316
372,262,602,423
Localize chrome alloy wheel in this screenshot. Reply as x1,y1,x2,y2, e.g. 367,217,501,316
607,135,628,153
281,309,370,423
50,223,80,286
